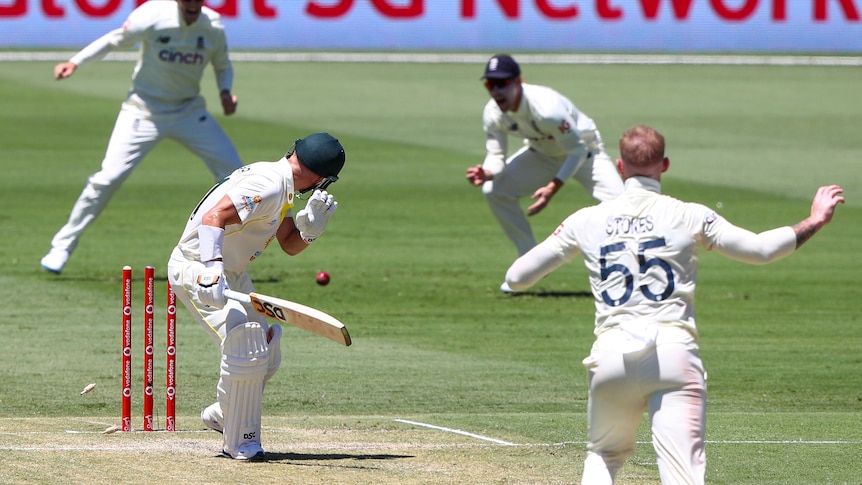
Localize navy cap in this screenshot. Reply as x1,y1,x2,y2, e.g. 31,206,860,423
481,54,521,80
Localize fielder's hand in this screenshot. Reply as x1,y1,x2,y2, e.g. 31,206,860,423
466,165,490,186
54,62,77,80
220,90,238,116
527,179,564,216
810,184,844,225
197,261,228,309
295,189,337,243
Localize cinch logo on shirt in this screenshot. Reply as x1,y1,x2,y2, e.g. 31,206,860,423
158,48,204,65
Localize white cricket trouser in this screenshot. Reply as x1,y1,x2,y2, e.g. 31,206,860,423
580,327,706,485
168,249,282,455
49,100,242,253
167,248,266,347
482,145,623,256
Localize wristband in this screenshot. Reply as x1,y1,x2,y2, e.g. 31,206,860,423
198,225,225,262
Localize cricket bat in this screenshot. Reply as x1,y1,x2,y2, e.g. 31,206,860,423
224,289,352,346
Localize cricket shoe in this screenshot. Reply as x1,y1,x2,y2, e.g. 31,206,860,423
224,441,265,461
499,282,516,294
40,248,70,274
200,402,223,433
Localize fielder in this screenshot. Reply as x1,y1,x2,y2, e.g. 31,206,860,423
167,132,345,461
466,54,624,291
41,0,243,274
505,125,844,484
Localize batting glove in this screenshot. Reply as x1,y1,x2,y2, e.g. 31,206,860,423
197,261,228,309
295,189,338,243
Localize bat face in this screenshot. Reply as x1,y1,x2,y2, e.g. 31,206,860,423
248,293,352,347
249,294,290,323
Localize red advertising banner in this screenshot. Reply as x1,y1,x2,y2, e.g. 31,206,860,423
1,1,859,51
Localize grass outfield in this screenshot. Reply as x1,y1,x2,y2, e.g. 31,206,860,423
1,58,860,484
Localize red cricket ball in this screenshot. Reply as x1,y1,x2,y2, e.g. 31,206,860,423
316,271,330,286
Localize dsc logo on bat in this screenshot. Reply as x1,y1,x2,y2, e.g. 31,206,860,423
251,295,286,322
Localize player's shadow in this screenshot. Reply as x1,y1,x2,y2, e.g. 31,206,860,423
262,451,413,465
266,452,412,461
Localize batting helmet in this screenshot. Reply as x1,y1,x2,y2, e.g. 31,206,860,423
293,132,345,192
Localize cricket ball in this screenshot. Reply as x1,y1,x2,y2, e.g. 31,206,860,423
316,271,330,286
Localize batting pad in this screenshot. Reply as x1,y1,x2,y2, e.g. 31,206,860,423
218,322,269,458
264,324,283,387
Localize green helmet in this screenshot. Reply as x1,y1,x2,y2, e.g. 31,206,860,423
293,132,345,193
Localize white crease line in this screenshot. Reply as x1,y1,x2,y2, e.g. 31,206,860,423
705,440,862,444
546,440,862,445
394,419,516,446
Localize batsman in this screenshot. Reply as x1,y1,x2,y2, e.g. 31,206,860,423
167,132,345,461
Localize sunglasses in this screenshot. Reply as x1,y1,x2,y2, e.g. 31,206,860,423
484,77,514,90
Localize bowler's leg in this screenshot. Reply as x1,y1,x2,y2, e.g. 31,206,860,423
581,350,646,484
42,108,160,272
648,345,707,485
172,107,243,180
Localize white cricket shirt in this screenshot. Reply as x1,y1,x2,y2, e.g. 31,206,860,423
69,0,232,115
507,176,797,339
175,159,296,273
482,83,602,180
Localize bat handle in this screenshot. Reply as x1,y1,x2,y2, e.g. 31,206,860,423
224,289,251,304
